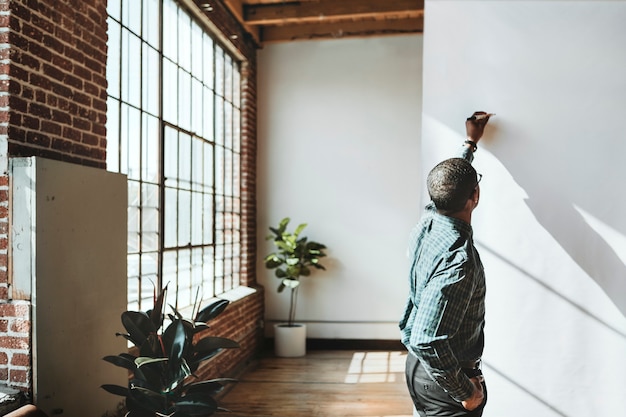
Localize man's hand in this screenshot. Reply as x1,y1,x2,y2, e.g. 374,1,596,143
465,111,492,143
461,376,485,411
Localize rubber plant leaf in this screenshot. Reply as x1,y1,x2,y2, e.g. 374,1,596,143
173,392,219,415
128,384,166,412
100,384,130,397
184,378,237,396
148,285,167,330
190,337,239,368
135,357,168,367
195,299,229,323
102,354,137,371
121,311,156,347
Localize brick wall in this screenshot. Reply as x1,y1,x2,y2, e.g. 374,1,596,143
0,0,262,398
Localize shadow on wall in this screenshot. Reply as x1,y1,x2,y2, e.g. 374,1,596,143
485,121,626,318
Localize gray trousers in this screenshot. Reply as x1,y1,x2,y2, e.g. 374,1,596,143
405,353,487,417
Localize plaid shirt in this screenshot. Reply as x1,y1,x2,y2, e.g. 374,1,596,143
399,147,486,401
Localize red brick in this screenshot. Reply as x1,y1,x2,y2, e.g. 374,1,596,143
9,369,28,384
11,353,30,367
0,336,29,350
10,319,30,333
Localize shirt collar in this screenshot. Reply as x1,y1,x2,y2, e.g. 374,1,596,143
431,210,473,238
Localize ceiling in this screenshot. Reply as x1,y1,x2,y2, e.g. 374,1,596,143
208,0,424,46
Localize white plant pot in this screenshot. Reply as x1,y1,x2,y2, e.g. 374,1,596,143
273,323,306,357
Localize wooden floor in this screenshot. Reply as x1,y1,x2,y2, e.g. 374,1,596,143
218,350,414,417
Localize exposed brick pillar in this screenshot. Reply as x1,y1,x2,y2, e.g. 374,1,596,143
0,0,108,393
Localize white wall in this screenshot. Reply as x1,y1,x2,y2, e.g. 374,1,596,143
423,1,626,416
257,35,423,339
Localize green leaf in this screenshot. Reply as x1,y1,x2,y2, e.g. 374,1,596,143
294,223,307,237
195,299,229,323
173,392,219,415
285,258,299,266
278,217,290,232
102,354,137,371
282,279,300,289
101,384,129,397
149,285,167,330
121,311,156,347
135,357,168,367
162,319,187,376
184,378,237,396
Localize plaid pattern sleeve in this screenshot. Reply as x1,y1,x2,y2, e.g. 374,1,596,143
410,254,479,400
400,209,485,402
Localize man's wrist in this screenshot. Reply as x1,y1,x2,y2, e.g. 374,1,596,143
464,138,478,152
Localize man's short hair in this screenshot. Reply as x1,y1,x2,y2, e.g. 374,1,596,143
427,158,478,213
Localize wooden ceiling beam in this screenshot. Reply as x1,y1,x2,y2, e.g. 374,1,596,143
245,0,424,25
261,15,424,43
220,0,262,45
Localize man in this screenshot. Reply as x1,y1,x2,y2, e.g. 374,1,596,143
400,112,492,416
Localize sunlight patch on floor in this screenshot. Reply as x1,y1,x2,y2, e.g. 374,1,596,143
344,351,408,384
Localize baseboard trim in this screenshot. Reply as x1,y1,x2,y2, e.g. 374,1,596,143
264,338,406,351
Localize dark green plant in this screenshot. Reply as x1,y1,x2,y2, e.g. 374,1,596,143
101,286,239,417
264,217,327,327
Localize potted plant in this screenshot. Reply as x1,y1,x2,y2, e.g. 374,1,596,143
101,285,239,416
264,217,327,357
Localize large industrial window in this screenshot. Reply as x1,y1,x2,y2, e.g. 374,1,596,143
106,0,241,312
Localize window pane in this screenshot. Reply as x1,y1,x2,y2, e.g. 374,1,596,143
141,183,159,252
178,69,191,132
178,12,191,71
143,0,160,48
203,193,213,244
191,77,203,135
128,181,140,253
163,59,178,124
203,141,214,193
203,247,215,298
120,104,129,174
163,250,178,302
224,54,232,102
233,153,240,197
192,248,203,290
203,34,214,88
177,249,192,308
203,86,214,140
121,31,141,107
224,149,233,197
233,107,240,153
122,0,141,35
191,191,202,246
142,113,159,183
191,138,203,191
142,44,160,116
127,106,141,180
163,126,178,187
178,132,191,190
191,21,203,77
178,190,191,246
224,103,232,150
164,187,177,248
215,47,224,97
233,66,241,107
215,98,224,146
162,0,178,61
108,0,121,21
215,145,224,195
